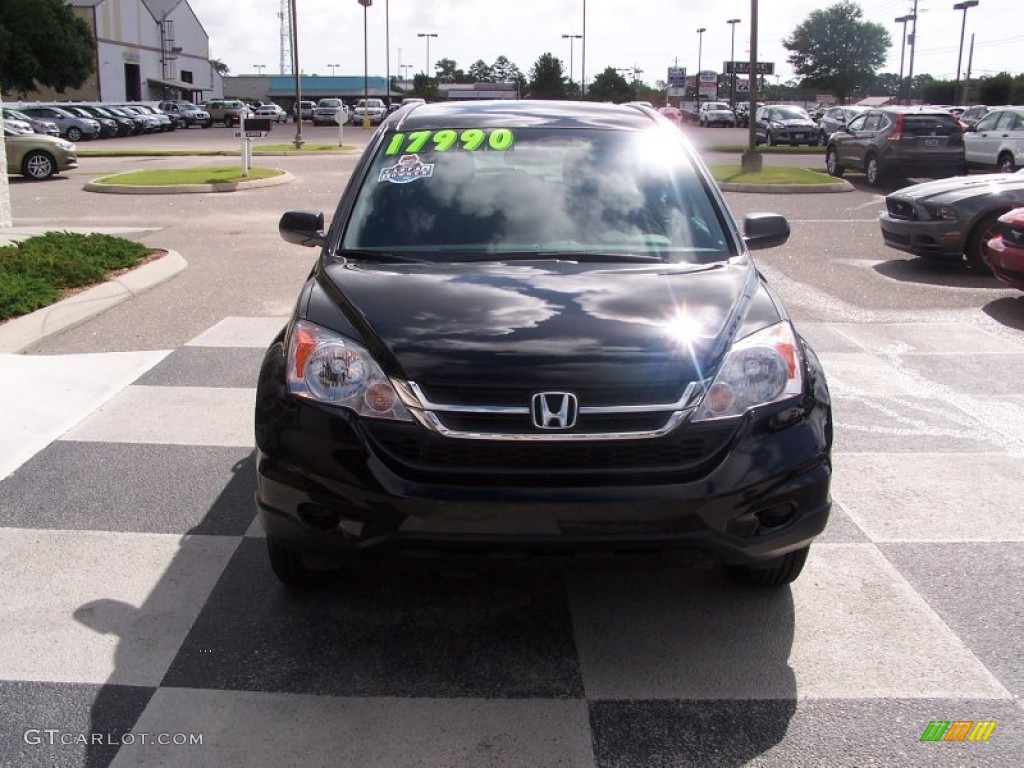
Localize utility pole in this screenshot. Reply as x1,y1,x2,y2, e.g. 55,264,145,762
963,33,975,105
906,0,919,104
895,14,914,104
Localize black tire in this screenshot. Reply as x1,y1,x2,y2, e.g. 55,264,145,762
826,147,844,177
65,126,82,142
997,152,1016,174
266,537,337,590
202,120,212,129
966,210,1007,271
726,546,810,587
22,150,56,180
864,154,883,186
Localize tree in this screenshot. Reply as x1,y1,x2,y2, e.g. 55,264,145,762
0,0,95,96
586,67,632,103
491,56,522,84
527,53,567,100
210,58,230,77
468,60,493,82
411,73,439,101
978,73,1013,106
782,1,890,103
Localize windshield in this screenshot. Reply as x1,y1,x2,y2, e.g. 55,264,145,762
770,106,810,120
340,126,732,263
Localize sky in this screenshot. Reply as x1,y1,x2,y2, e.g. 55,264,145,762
191,0,1022,91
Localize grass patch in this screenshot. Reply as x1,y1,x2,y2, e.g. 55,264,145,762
78,149,235,157
705,144,825,155
0,232,152,320
710,165,837,185
93,166,283,186
257,143,354,153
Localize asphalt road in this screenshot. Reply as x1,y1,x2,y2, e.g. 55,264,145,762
3,124,1024,767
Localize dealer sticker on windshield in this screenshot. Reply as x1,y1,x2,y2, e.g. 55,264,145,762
384,128,515,155
378,154,435,184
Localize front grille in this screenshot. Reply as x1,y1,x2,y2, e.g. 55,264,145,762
886,199,918,220
437,411,668,435
363,421,737,487
419,382,685,408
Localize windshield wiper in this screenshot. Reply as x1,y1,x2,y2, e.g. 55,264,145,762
452,251,666,264
335,249,432,264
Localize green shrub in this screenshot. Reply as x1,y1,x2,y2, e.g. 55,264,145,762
0,271,61,318
0,231,152,320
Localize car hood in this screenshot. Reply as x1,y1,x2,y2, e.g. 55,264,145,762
892,172,1024,203
309,259,760,390
774,119,815,128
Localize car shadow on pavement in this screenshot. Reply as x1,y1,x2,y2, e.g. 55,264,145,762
872,257,1008,289
983,295,1024,330
66,447,797,766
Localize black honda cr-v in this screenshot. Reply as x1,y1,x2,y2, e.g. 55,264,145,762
255,100,833,590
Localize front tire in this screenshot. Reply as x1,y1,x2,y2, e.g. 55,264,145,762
826,147,844,177
65,127,82,142
726,546,809,587
22,150,56,180
966,210,1006,271
865,154,883,186
266,537,337,591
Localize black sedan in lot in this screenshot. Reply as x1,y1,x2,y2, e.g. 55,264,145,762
255,101,833,591
879,169,1024,269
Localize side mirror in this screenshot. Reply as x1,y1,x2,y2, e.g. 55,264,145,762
743,213,790,251
279,210,326,248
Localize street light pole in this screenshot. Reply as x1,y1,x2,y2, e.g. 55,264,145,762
385,0,390,108
358,0,371,129
696,27,706,102
290,0,302,148
953,0,979,106
327,63,339,76
727,18,741,111
581,0,587,98
254,64,266,75
417,33,438,78
562,34,582,95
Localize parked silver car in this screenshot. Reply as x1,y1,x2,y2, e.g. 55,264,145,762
13,105,100,141
2,107,60,136
699,101,736,127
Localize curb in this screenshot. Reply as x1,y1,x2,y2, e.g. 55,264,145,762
83,170,295,195
0,250,187,353
719,179,853,193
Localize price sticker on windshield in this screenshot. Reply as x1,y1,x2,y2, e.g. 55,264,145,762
384,128,515,155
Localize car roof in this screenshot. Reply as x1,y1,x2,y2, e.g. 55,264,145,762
389,99,658,131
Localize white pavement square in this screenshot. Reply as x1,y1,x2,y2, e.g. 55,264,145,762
184,317,288,349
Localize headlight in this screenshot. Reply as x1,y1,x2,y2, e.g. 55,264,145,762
924,205,957,221
691,322,804,421
287,319,413,422
57,141,74,151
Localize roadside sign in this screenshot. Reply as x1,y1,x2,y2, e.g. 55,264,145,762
235,131,268,138
725,61,774,75
667,67,686,86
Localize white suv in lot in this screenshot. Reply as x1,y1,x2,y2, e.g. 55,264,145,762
351,98,386,125
964,107,1024,173
699,102,736,128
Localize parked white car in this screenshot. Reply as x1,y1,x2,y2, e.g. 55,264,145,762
351,98,386,125
253,103,289,123
699,101,736,127
964,107,1024,173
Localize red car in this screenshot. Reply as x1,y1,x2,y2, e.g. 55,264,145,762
658,106,683,127
985,207,1024,290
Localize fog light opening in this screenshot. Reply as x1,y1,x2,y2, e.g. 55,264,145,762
299,504,342,530
755,504,796,531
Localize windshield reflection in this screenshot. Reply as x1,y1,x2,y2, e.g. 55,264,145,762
342,127,730,263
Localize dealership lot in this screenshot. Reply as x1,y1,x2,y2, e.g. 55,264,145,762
2,134,1023,766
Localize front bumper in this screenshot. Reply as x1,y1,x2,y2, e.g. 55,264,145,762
255,343,832,568
879,212,965,260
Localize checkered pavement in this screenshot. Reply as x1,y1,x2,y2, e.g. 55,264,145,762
1,316,1022,767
